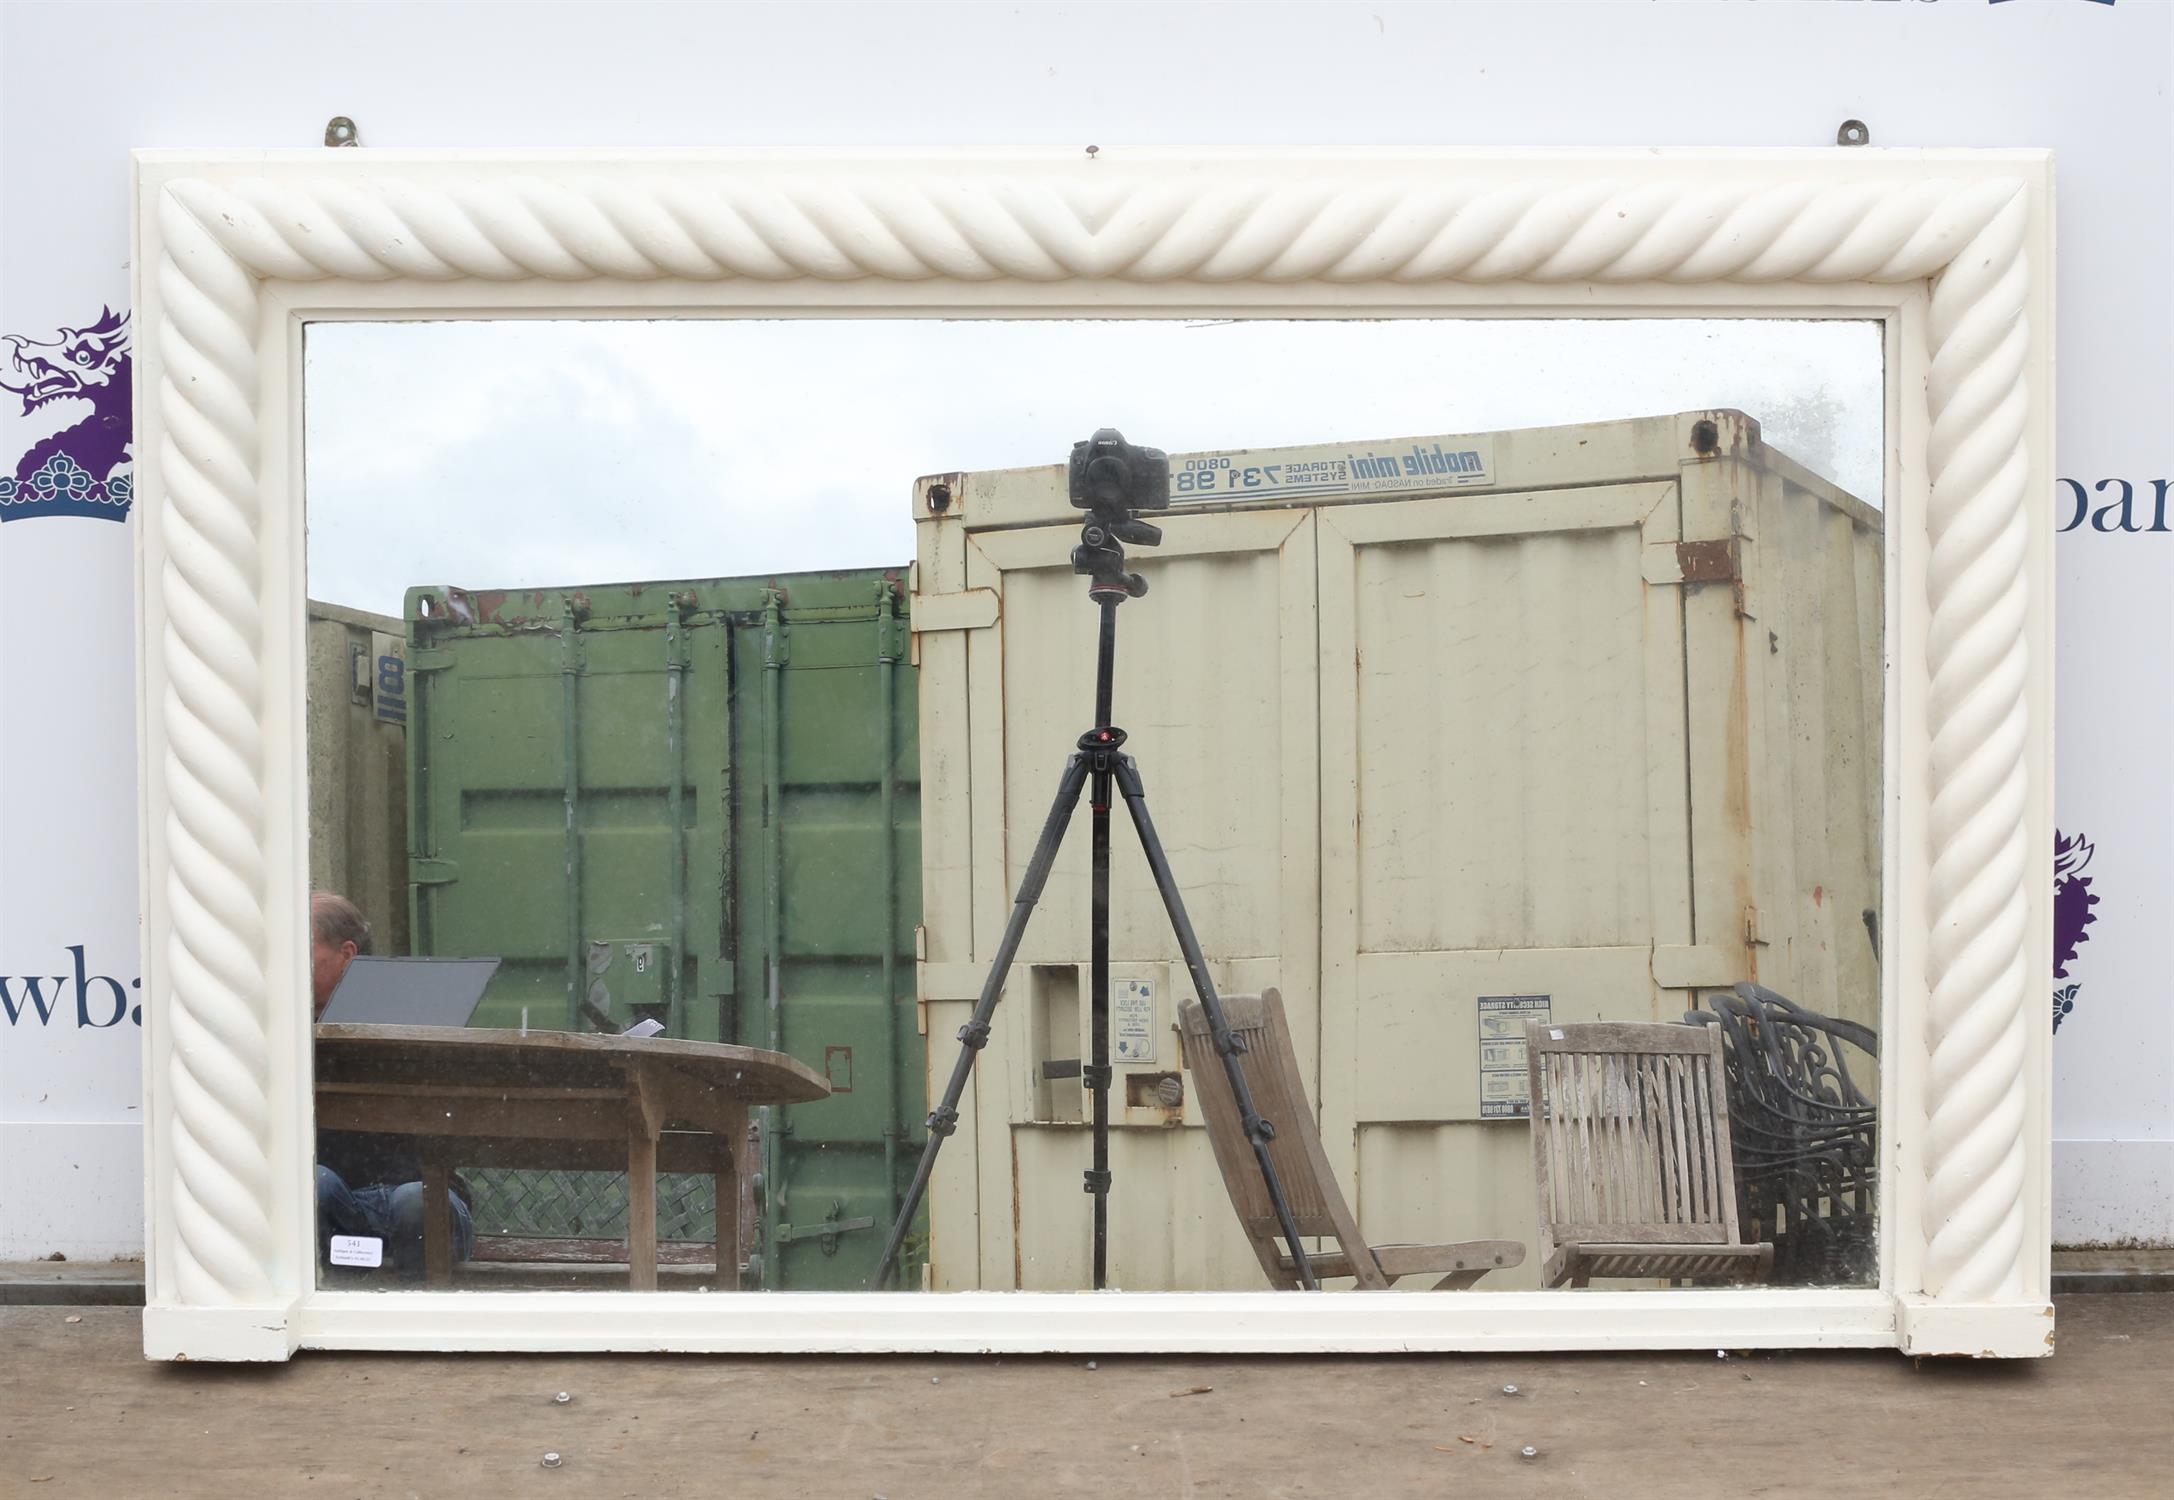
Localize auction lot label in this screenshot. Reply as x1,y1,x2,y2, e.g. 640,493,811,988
329,1235,384,1268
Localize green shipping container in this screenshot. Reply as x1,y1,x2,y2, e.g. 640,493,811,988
404,569,923,1290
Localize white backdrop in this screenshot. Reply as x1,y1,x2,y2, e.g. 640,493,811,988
2,0,2167,1258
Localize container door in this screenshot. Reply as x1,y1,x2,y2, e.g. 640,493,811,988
726,580,923,1291
408,606,732,1042
405,601,740,1264
1314,480,1693,1288
921,508,1319,1290
304,608,410,958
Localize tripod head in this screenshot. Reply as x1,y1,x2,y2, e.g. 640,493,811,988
1068,427,1169,599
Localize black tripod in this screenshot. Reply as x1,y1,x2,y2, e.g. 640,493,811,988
872,430,1318,1292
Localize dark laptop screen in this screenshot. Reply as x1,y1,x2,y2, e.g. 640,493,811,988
318,956,501,1028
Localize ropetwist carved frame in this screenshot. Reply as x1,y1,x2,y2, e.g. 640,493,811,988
131,148,2054,1361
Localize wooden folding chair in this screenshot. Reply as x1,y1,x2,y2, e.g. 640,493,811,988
1178,989,1523,1290
1525,1020,1774,1287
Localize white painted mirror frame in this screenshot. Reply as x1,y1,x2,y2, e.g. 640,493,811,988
130,148,2054,1361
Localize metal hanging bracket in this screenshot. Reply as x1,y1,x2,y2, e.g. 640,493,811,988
325,116,362,148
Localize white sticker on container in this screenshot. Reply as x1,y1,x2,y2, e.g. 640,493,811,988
1114,978,1157,1064
329,1234,383,1268
1549,1028,1565,1040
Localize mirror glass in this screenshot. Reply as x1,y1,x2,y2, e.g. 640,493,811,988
304,317,1883,1295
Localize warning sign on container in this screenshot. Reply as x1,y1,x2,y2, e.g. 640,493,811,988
1478,994,1550,1119
1114,977,1157,1064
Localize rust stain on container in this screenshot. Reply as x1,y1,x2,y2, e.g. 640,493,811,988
1726,595,1758,984
1011,1134,1024,1290
1676,538,1748,617
1675,538,1739,584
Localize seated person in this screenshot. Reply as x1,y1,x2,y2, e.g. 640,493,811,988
311,891,475,1276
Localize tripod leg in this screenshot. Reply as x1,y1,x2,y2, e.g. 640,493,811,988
1111,755,1319,1290
870,751,1092,1289
1089,763,1113,1289
1087,596,1118,1290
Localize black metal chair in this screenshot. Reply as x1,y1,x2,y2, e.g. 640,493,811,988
1684,984,1878,1286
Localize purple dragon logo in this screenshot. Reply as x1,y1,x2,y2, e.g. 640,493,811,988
0,308,134,522
2053,829,2100,1034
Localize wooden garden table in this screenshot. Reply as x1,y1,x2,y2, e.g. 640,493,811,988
314,1023,829,1289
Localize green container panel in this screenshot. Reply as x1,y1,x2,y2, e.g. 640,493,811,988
405,570,923,1290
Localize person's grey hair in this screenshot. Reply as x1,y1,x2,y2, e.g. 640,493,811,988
310,891,373,956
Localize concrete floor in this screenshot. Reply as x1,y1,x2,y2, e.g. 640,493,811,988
5,1294,2169,1499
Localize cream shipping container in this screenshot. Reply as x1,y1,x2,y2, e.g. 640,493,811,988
908,409,1883,1292
304,600,410,958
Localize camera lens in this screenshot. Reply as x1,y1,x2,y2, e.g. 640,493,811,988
1084,453,1128,506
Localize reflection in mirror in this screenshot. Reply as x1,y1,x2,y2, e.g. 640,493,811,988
304,318,1882,1294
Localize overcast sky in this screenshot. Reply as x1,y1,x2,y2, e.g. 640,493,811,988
304,317,1881,618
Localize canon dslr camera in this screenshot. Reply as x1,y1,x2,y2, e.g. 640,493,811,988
1068,427,1171,595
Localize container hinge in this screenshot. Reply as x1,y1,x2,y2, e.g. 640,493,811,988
761,591,790,669
907,587,999,666
1728,497,1756,543
908,588,999,635
1745,905,1767,946
915,958,990,1047
409,857,459,886
876,579,910,662
913,928,930,1034
407,648,455,673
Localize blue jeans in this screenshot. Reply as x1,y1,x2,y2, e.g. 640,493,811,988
316,1164,474,1277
